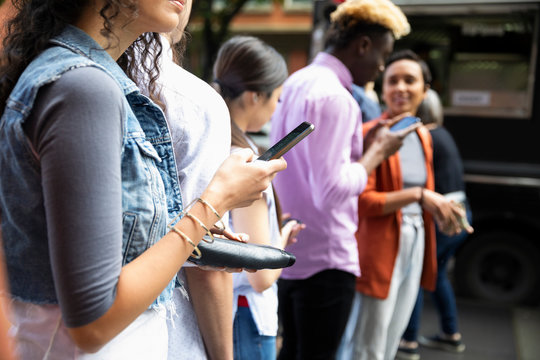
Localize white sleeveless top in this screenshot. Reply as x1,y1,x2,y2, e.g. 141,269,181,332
230,142,282,336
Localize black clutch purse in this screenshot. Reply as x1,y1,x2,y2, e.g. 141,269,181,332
189,236,296,270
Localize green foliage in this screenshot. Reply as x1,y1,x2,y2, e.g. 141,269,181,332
189,0,284,81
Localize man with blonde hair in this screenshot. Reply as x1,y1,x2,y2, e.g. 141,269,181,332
270,0,411,359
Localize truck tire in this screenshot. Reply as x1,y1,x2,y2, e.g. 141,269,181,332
454,230,540,305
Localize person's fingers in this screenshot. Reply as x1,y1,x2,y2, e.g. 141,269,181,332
386,112,414,128
222,228,248,242
265,158,287,173
197,265,226,271
232,147,255,161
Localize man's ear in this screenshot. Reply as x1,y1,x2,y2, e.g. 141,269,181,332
356,35,372,57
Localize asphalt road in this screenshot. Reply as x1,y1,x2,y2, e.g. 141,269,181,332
415,295,540,360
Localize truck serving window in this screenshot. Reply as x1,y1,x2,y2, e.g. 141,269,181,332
394,3,537,119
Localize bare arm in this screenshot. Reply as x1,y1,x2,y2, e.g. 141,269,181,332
231,198,281,293
379,185,465,236
381,186,423,215
421,189,465,236
185,268,233,360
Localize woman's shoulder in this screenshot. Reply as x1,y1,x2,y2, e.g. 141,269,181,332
46,67,125,111
57,66,119,89
28,67,125,145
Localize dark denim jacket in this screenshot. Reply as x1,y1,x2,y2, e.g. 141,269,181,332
0,26,183,307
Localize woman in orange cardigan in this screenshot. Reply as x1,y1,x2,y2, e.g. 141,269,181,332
350,50,464,360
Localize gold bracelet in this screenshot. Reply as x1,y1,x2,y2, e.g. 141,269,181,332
166,198,210,230
184,212,215,244
197,197,226,231
168,226,202,259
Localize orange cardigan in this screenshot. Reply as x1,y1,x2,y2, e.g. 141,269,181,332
356,115,437,299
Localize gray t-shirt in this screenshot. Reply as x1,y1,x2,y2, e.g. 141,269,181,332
24,66,124,327
399,132,426,215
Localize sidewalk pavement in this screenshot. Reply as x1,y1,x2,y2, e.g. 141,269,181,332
416,295,540,360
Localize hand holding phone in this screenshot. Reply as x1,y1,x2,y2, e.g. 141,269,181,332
257,121,315,161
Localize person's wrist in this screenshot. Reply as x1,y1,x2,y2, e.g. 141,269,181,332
200,187,229,216
360,141,385,174
418,187,424,206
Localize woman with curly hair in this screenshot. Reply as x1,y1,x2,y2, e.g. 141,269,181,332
0,1,285,358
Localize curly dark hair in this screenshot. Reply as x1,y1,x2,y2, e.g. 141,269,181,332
0,0,163,111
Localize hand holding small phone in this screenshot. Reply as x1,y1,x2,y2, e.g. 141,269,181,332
280,214,305,249
361,114,422,173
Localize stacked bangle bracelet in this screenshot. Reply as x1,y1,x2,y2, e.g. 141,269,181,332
197,197,226,231
167,197,225,259
168,225,202,259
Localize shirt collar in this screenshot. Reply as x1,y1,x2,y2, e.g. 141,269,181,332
312,52,354,92
50,25,139,95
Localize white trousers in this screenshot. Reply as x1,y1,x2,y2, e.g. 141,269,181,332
353,214,425,360
11,302,168,360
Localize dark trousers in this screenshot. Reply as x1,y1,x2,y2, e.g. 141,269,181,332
277,269,356,360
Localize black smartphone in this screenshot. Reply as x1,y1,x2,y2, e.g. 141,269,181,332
257,121,315,161
390,116,420,132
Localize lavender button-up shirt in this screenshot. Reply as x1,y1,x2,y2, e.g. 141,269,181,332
271,52,367,279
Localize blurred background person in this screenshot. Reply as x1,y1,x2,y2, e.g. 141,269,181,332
397,89,473,360
135,1,239,358
352,81,382,123
311,1,382,125
270,1,412,358
212,35,305,360
352,50,465,360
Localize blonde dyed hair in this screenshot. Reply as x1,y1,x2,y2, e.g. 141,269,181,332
330,0,410,39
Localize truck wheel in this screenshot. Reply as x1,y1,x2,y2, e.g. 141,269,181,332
454,231,540,305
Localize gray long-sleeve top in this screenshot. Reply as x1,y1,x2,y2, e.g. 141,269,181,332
24,67,124,327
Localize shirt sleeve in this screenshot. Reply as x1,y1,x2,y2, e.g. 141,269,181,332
25,67,124,327
304,94,368,210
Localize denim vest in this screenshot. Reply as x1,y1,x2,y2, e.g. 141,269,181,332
0,26,183,306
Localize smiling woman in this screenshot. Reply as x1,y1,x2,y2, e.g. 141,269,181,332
350,50,467,360
382,52,432,118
